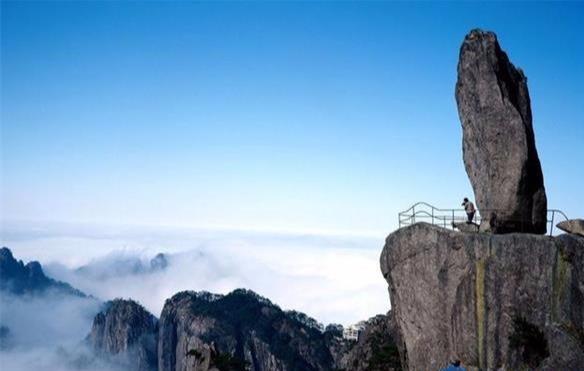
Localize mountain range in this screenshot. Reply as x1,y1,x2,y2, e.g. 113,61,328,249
0,246,402,371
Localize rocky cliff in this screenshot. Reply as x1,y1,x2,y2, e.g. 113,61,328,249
455,29,547,234
380,223,584,370
0,246,86,297
88,298,158,371
158,289,346,371
340,313,402,371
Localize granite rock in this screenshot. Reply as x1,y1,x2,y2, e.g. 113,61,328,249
455,29,547,234
380,223,584,370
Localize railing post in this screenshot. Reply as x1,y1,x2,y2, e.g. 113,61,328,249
550,211,555,236
431,208,434,225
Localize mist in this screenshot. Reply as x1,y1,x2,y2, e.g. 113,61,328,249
3,221,390,326
0,290,124,371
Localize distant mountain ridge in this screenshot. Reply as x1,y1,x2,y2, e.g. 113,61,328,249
88,289,401,371
0,247,402,370
75,252,169,280
0,247,86,297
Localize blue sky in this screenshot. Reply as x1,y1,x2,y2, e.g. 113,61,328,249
2,1,583,237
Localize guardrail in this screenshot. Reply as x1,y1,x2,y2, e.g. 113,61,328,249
398,202,568,236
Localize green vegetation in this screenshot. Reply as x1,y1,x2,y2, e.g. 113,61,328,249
211,351,250,371
186,349,202,358
509,316,549,368
187,348,250,371
560,322,584,350
368,332,402,371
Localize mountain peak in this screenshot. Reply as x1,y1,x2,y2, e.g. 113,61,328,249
0,247,86,297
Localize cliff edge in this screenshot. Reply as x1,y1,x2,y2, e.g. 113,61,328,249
380,223,584,370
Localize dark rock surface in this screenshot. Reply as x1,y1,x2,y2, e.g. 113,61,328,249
88,299,158,371
380,223,584,370
158,289,343,371
340,313,402,371
557,219,584,237
455,29,547,234
0,247,86,296
150,253,169,271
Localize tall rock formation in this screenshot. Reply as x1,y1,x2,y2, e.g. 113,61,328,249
158,289,342,371
380,223,584,370
88,299,158,371
455,29,547,234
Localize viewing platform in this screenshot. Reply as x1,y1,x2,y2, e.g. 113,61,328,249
398,202,568,236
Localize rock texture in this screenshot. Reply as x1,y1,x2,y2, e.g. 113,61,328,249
88,299,158,371
158,289,343,371
340,313,402,371
455,29,547,234
452,222,480,233
557,219,584,237
380,223,584,370
0,247,86,296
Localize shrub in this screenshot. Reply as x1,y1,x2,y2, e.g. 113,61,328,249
509,316,549,368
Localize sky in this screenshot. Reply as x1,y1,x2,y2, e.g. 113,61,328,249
1,1,584,326
2,1,583,236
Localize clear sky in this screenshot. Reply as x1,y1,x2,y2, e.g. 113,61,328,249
2,1,583,237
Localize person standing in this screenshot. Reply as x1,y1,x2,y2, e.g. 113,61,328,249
462,198,475,224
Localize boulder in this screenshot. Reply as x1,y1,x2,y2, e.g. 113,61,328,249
380,223,584,370
455,29,547,234
557,219,584,237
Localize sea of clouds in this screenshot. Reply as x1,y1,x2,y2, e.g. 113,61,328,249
0,221,391,369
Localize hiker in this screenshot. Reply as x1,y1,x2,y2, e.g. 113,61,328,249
462,197,475,224
441,359,466,371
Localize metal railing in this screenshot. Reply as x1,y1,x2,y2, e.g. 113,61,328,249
398,202,569,236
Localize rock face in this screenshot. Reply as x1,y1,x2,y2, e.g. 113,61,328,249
158,289,343,371
340,313,402,371
380,223,584,370
455,29,547,234
88,299,158,371
557,219,584,237
452,222,480,233
0,247,86,296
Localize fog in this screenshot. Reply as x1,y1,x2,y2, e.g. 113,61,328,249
1,222,392,368
0,290,123,371
3,221,390,326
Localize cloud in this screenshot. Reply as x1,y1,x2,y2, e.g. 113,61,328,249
3,221,390,326
0,291,100,348
0,290,120,371
0,345,127,371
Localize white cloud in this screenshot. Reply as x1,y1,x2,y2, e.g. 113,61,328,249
0,291,117,371
2,221,391,326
